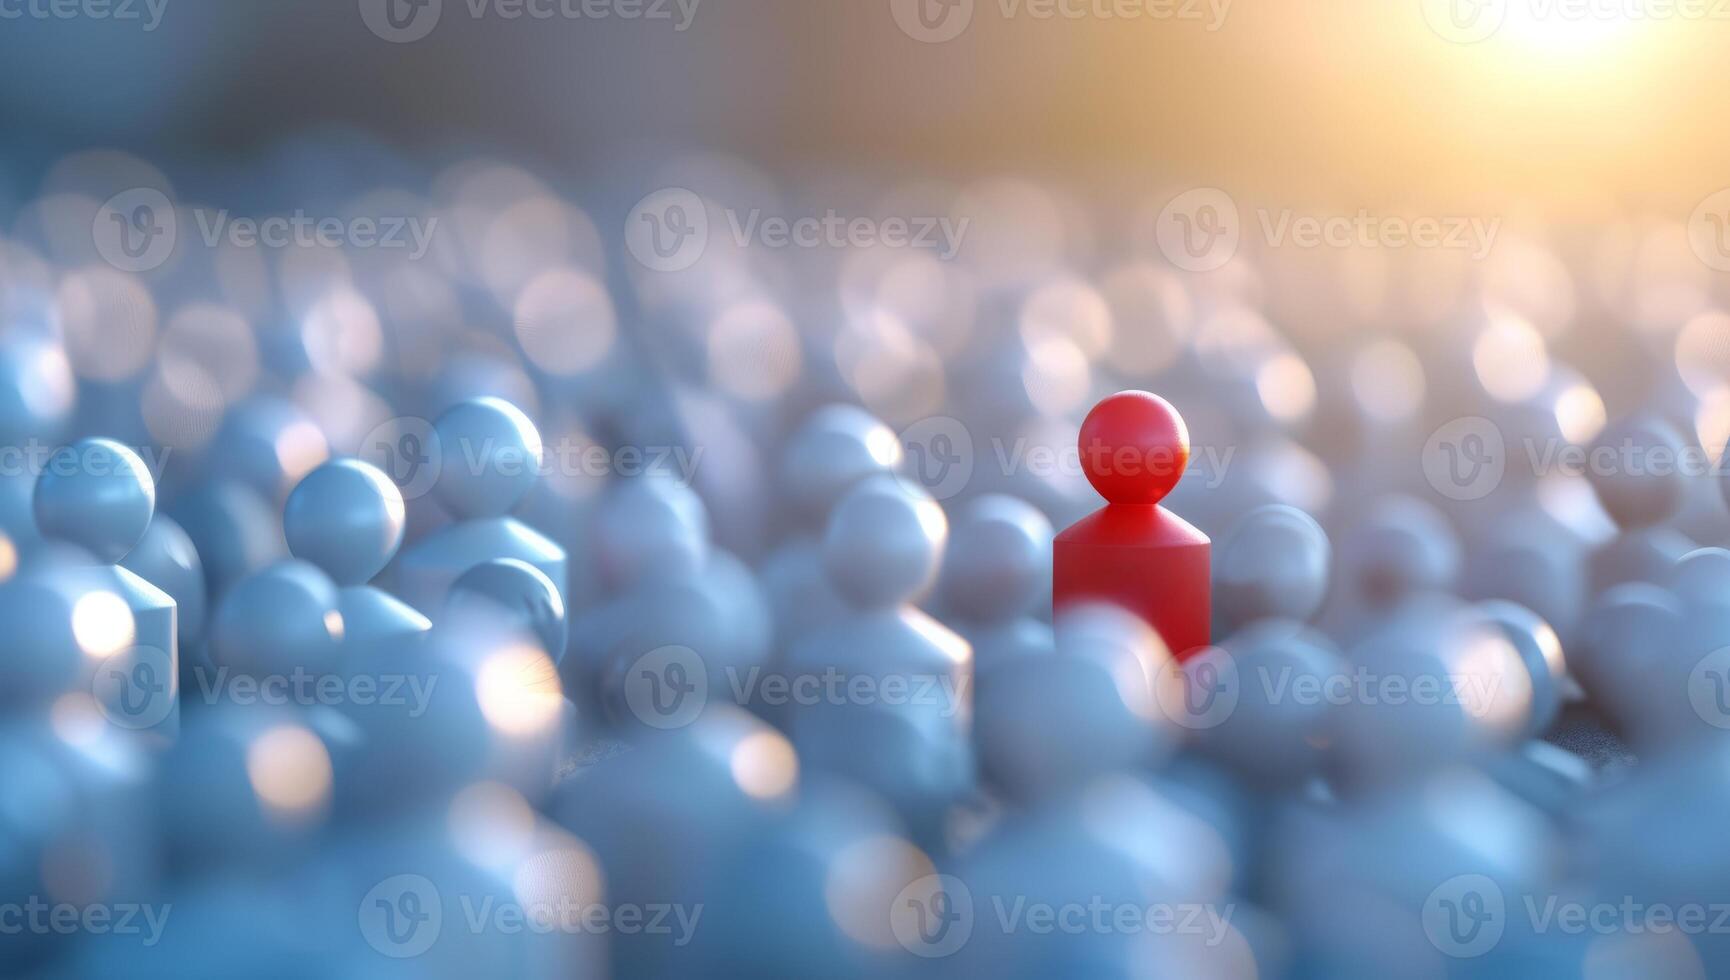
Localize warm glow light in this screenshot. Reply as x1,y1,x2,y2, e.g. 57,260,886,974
449,781,536,869
865,423,905,469
913,496,949,548
1555,381,1607,445
1352,339,1426,423
907,607,972,669
274,420,330,491
1021,335,1090,417
1473,312,1550,403
1697,387,1730,466
1675,311,1730,399
824,836,932,950
708,300,801,401
73,592,135,659
301,289,384,377
1454,628,1533,738
1500,1,1644,56
246,725,333,818
729,731,799,800
476,645,564,737
1020,277,1113,358
1255,351,1316,424
50,693,106,747
511,844,604,916
514,267,618,377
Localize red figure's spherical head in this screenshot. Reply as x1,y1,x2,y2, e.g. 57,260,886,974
1077,390,1190,505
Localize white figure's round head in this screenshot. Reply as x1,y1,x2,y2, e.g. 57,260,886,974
33,438,156,563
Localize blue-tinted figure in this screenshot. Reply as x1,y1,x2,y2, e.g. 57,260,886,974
1462,505,1588,650
551,706,793,978
1270,767,1563,979
0,468,42,565
168,477,285,604
120,511,207,650
581,476,771,733
1330,597,1532,795
209,559,345,681
974,603,1174,804
0,333,75,451
1213,503,1330,636
936,494,1055,673
446,556,566,662
0,723,158,971
1325,494,1460,643
1587,412,1693,595
203,395,330,504
1473,599,1568,739
285,457,429,643
34,438,179,741
0,555,130,717
155,704,334,874
761,404,902,649
953,775,1239,977
701,778,925,978
783,474,972,844
1198,618,1348,792
395,397,567,616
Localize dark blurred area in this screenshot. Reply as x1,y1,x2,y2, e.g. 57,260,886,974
2,0,1726,216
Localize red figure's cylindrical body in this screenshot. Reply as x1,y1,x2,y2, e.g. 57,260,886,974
1054,391,1212,659
1054,504,1211,658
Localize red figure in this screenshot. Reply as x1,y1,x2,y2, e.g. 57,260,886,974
1054,390,1211,659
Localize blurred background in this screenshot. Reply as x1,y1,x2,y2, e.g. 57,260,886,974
2,0,1727,216
9,3,1730,979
